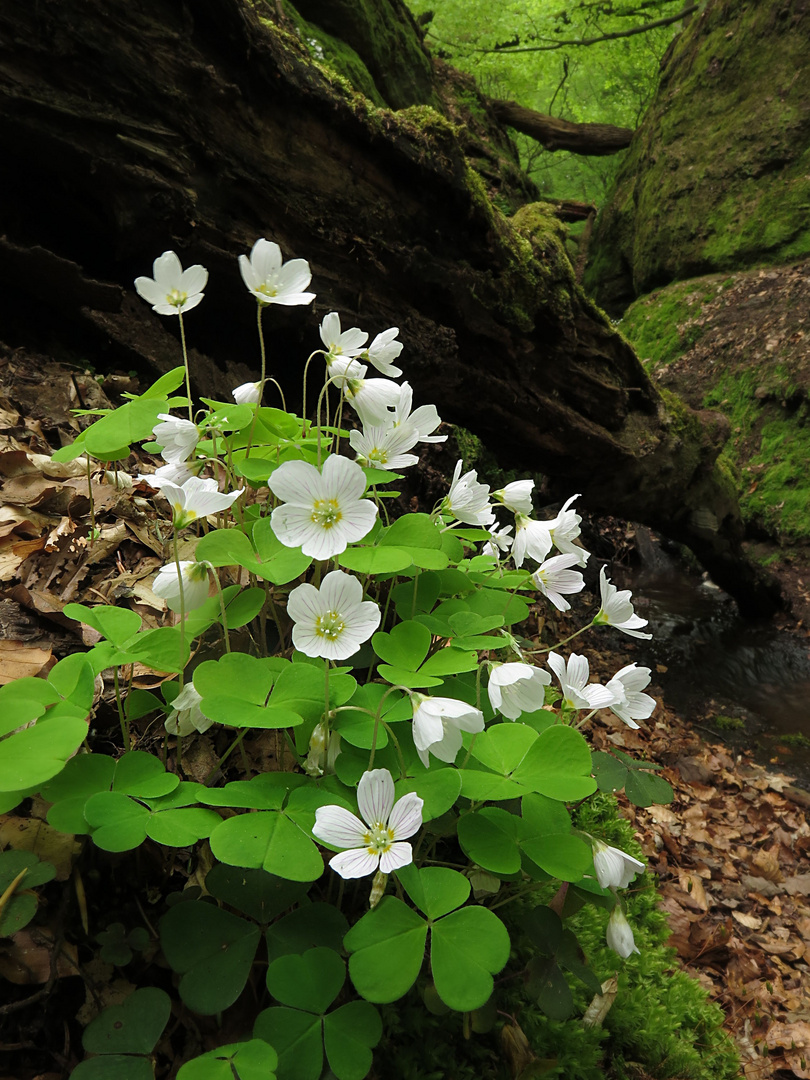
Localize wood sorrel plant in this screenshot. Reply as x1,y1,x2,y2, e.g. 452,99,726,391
0,242,674,1080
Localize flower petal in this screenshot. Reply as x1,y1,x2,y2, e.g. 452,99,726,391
380,842,413,874
313,805,367,848
329,848,379,879
388,792,424,840
357,769,395,827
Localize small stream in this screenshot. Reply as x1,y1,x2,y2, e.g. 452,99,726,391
615,530,810,783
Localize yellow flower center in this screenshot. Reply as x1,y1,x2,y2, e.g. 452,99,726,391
311,498,342,529
370,447,388,464
315,610,346,640
167,288,188,308
364,822,395,856
255,283,278,298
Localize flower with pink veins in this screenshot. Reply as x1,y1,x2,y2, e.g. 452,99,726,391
313,768,423,879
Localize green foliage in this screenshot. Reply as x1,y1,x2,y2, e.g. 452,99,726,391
404,0,683,202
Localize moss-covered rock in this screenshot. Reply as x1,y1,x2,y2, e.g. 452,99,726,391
287,0,438,109
621,261,810,547
585,0,810,314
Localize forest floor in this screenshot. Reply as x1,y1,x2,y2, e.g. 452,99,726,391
2,351,810,1079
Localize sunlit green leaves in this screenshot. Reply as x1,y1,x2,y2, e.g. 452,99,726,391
345,866,509,1011
459,721,595,801
177,1039,277,1080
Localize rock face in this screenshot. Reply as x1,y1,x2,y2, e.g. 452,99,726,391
0,0,779,611
585,0,810,315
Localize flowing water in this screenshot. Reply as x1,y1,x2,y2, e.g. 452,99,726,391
616,530,810,783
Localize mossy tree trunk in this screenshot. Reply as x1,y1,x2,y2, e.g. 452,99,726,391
0,0,779,612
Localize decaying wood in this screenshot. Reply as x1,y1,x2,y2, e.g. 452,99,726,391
490,100,634,155
0,0,779,613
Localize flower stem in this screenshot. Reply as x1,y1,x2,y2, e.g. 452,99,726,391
245,303,267,459
172,533,187,690
178,312,193,421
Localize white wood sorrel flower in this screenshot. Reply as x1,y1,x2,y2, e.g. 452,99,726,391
592,841,645,890
153,560,209,612
313,768,423,879
442,460,495,527
606,663,657,729
287,570,381,661
152,414,199,464
547,651,621,712
239,239,316,306
165,684,213,737
268,455,378,559
594,566,652,639
531,553,585,612
320,311,368,358
158,477,243,529
135,251,208,316
606,906,640,958
232,381,261,405
360,327,404,378
487,662,550,720
410,694,485,767
492,479,534,516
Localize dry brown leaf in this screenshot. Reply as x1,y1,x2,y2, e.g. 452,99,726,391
582,976,618,1028
751,847,785,883
785,875,810,896
0,816,82,880
0,929,78,985
0,640,52,683
678,869,710,912
732,910,763,930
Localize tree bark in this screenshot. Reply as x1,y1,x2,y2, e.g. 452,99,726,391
0,0,778,614
490,100,634,155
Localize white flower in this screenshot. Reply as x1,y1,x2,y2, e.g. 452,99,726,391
512,515,554,568
410,694,485,768
232,381,262,405
287,570,381,661
594,566,652,639
592,841,645,890
165,684,213,736
442,460,495,527
547,652,622,712
268,455,378,560
153,560,210,612
487,662,550,720
390,382,446,443
493,480,534,516
549,494,589,566
349,423,420,471
328,358,400,427
482,523,513,557
320,312,368,358
238,239,316,306
152,414,199,465
303,721,342,777
136,461,195,488
606,906,640,958
531,553,585,612
158,476,243,529
361,327,404,377
313,768,423,879
135,251,208,316
605,664,656,729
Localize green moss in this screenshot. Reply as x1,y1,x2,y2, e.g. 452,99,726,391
714,715,745,731
776,732,810,748
621,279,731,371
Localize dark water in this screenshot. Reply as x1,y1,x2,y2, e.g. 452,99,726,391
616,531,810,781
